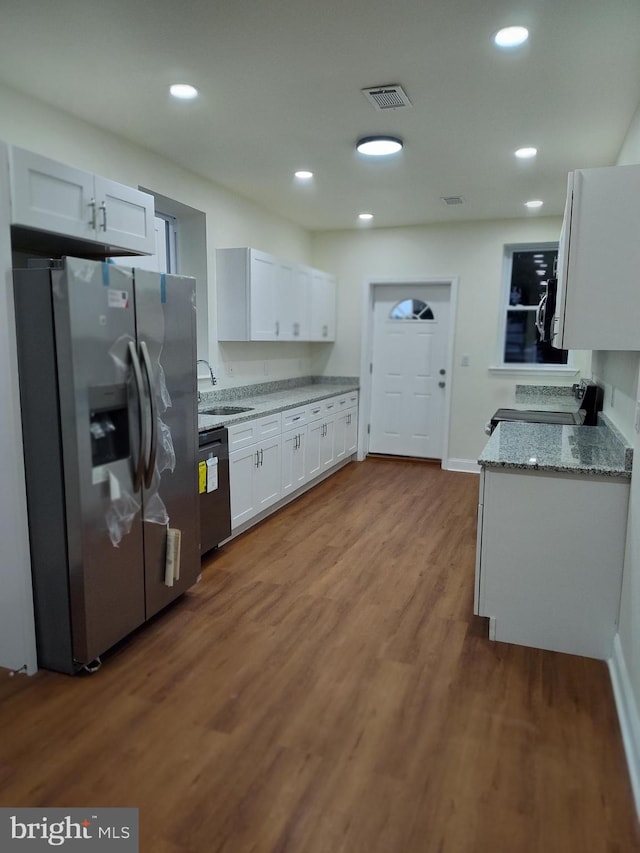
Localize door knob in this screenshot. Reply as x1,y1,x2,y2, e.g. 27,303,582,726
439,369,446,375
438,381,445,388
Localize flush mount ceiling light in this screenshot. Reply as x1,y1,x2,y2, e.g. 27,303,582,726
494,26,529,48
358,212,374,221
356,136,403,156
169,83,199,100
515,146,537,159
525,199,544,208
294,170,314,179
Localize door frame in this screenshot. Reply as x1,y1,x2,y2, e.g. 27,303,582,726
358,276,458,467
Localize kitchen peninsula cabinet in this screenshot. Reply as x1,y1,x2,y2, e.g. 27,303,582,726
475,421,631,659
216,248,336,342
9,146,155,255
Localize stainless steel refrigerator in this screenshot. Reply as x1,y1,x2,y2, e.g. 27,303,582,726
13,256,200,673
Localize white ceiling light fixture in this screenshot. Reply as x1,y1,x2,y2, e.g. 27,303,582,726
356,136,403,156
169,83,199,100
525,199,544,208
358,212,374,221
294,170,314,179
494,26,529,48
515,146,537,159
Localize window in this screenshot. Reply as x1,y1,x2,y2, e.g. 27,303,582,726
390,298,435,320
499,243,569,367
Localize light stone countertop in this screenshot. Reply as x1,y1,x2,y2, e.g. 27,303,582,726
479,419,632,479
198,378,359,433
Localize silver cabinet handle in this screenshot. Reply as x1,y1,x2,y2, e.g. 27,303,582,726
99,201,107,232
293,322,299,337
88,198,97,230
323,324,328,337
275,321,280,336
260,448,264,466
255,450,260,468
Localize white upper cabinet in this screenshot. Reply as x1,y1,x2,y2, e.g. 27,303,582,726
308,267,336,341
552,163,640,351
217,248,336,342
9,146,155,255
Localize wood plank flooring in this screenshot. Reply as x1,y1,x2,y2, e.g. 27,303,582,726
1,457,638,852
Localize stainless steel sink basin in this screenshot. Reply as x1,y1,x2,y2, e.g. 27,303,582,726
200,405,254,416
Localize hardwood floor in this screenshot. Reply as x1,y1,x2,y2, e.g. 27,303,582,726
1,457,638,852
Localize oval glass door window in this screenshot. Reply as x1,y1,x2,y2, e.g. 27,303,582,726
389,298,435,320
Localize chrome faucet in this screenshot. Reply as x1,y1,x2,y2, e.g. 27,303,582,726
197,359,217,387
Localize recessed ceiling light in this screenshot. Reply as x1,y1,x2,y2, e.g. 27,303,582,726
356,136,403,156
358,213,374,221
494,26,529,48
169,83,198,100
525,199,544,208
294,170,314,179
515,146,537,159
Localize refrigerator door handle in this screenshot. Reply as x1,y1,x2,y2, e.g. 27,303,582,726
139,340,157,489
128,340,147,493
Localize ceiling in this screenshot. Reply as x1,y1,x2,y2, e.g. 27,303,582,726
0,0,639,232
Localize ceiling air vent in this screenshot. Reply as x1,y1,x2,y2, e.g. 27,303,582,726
362,85,412,111
441,196,465,205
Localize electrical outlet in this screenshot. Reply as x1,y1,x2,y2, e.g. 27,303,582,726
461,354,470,367
226,363,234,376
264,361,269,375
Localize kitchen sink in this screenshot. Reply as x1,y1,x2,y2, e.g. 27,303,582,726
200,405,255,416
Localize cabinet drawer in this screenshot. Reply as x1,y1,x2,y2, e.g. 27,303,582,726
228,412,282,450
322,396,338,415
307,402,324,422
283,406,307,431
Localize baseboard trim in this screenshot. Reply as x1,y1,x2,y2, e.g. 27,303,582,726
609,633,640,820
443,457,480,474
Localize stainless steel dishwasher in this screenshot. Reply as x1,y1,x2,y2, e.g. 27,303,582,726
198,426,231,554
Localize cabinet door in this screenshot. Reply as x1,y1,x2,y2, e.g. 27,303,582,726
249,250,279,340
94,176,155,255
345,407,358,455
309,269,336,341
255,435,281,511
320,418,335,471
229,445,258,528
306,420,323,480
276,259,303,340
10,147,95,241
334,412,348,463
282,428,307,496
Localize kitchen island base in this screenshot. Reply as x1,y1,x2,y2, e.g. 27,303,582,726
475,467,629,660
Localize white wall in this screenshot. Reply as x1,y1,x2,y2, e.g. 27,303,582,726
311,219,591,464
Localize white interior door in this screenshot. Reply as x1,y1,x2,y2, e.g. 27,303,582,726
369,284,450,459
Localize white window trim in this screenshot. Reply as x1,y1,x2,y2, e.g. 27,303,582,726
492,241,575,373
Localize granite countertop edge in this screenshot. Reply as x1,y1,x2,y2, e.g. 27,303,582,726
479,420,632,480
198,376,359,431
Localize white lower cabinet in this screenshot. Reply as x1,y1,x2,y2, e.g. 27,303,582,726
229,436,281,528
475,466,629,659
229,393,358,533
